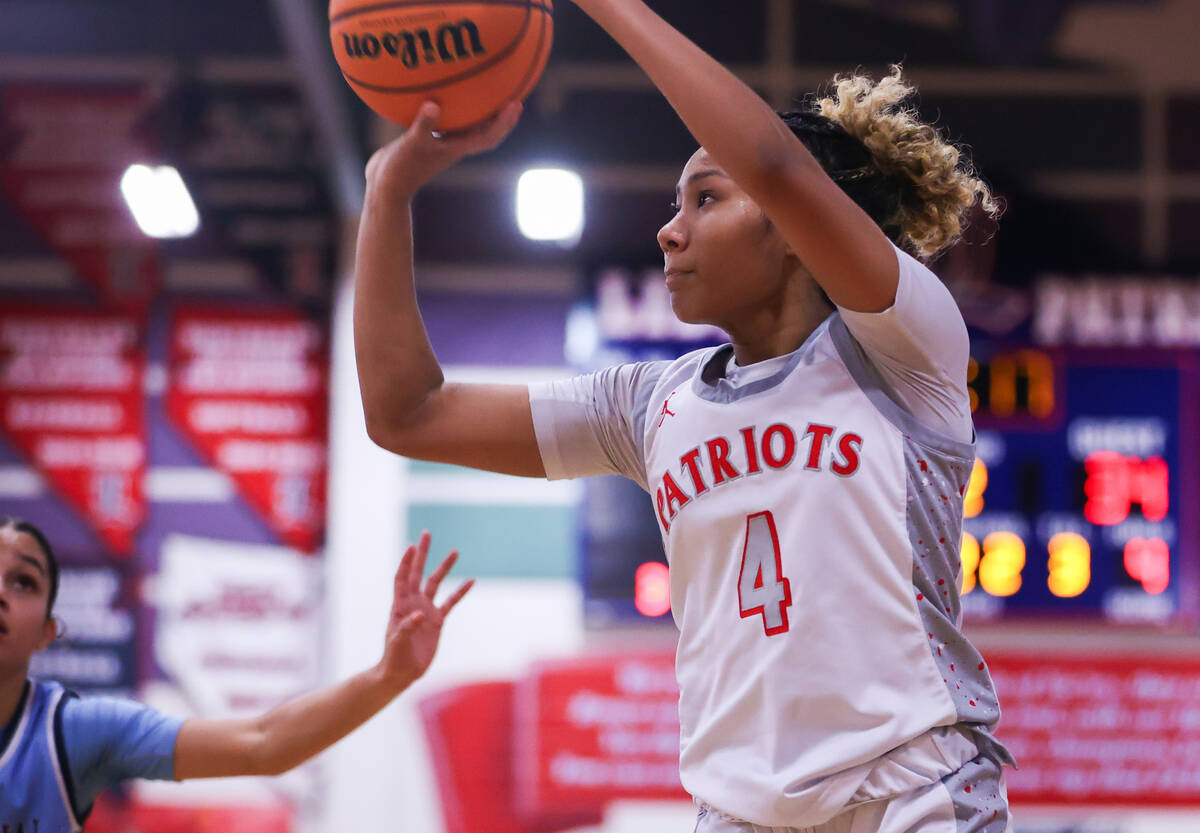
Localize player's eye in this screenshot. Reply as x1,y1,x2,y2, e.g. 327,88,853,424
697,190,713,207
12,574,39,592
668,200,681,214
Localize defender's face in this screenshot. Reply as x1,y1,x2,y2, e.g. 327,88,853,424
657,148,792,327
0,527,56,672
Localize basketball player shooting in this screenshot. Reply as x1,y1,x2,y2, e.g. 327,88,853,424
354,1,1016,830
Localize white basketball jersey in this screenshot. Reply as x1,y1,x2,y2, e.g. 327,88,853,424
531,310,1013,826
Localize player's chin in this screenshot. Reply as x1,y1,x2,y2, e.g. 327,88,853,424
668,291,716,327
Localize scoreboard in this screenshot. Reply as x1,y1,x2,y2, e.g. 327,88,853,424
577,300,1199,626
958,346,1196,622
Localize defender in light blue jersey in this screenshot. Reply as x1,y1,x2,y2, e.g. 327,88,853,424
0,517,473,832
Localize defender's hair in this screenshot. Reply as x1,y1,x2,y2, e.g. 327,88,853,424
782,65,998,259
1,516,60,618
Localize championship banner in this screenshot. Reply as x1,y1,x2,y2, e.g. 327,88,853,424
0,84,161,306
141,535,321,827
153,534,321,725
166,306,328,552
515,654,686,819
992,653,1200,806
0,307,146,555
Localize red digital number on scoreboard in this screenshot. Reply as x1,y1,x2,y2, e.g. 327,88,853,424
1083,451,1169,525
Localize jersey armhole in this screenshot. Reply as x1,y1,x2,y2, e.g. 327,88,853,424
53,691,90,826
828,315,975,461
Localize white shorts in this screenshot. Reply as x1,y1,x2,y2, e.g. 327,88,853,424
692,754,1012,833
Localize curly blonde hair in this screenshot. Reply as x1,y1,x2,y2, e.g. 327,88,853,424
812,66,998,259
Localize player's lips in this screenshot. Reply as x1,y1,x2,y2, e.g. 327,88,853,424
664,268,693,289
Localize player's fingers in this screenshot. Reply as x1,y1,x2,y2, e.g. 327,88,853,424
464,101,522,154
410,530,432,592
424,550,459,600
408,100,441,138
438,578,475,616
396,543,417,595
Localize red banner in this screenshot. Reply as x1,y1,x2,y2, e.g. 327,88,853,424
421,651,1200,823
991,653,1200,806
516,654,687,817
421,681,603,833
166,306,327,552
0,84,161,307
0,307,146,555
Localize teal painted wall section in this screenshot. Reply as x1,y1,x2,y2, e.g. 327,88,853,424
407,505,577,579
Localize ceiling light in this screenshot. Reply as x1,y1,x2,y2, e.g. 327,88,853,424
516,168,584,245
120,164,200,239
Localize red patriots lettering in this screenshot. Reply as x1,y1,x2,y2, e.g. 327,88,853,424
653,420,864,533
761,423,796,469
680,447,709,495
662,470,690,518
706,437,741,485
740,426,761,474
832,433,863,476
803,423,835,470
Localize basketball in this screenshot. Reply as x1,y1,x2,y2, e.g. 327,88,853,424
329,0,554,132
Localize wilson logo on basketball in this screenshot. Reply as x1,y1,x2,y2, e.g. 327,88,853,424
340,21,487,67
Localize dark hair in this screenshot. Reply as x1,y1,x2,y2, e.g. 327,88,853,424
1,517,59,618
782,66,997,259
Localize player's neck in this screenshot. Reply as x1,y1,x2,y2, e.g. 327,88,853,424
725,285,833,366
0,667,29,727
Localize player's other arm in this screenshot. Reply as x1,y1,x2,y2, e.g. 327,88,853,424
353,102,546,477
569,0,897,313
173,534,471,779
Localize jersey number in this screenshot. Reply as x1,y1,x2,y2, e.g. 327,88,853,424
738,511,792,636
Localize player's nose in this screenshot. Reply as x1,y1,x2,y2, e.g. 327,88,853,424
657,213,687,253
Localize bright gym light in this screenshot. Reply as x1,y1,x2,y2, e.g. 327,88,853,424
515,168,584,245
120,164,200,239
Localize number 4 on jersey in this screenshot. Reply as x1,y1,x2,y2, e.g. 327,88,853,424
738,511,792,636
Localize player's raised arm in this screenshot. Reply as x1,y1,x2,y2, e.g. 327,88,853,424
569,0,938,314
173,533,472,779
353,101,546,476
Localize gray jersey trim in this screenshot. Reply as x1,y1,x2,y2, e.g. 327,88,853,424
630,360,674,483
688,315,834,405
940,754,1011,833
830,312,1014,767
828,315,975,461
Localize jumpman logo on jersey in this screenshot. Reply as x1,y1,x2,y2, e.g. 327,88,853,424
657,392,678,427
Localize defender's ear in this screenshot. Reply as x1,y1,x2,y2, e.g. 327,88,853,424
37,617,58,652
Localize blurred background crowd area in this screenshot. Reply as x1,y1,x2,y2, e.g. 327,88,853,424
1,1,1199,832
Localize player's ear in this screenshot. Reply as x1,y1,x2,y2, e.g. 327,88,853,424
36,617,57,651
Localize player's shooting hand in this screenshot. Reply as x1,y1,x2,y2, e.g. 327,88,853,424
377,531,474,691
365,99,522,201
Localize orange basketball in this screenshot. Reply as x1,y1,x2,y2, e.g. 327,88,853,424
329,0,553,132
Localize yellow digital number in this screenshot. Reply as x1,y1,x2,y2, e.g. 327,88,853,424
967,350,1055,419
960,532,981,594
967,358,980,413
1047,532,1091,598
988,356,1017,418
1019,350,1055,418
964,458,987,519
979,531,1025,596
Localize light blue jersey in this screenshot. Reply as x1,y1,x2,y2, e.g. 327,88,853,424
0,679,183,832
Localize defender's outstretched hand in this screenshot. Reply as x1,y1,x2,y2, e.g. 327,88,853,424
365,100,523,201
174,534,474,780
378,531,474,689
